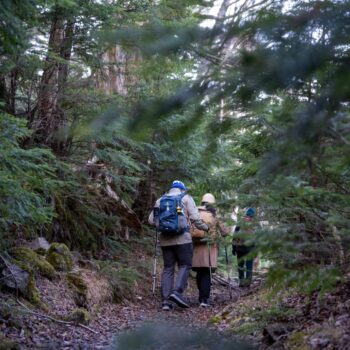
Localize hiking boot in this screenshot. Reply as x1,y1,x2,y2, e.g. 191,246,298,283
200,301,210,308
240,279,251,288
169,292,189,308
162,302,174,311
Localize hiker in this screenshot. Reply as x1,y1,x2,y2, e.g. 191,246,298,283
191,193,229,307
149,180,209,310
232,207,257,287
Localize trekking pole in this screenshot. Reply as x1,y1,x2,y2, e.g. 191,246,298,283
224,244,233,300
152,227,159,295
152,208,160,295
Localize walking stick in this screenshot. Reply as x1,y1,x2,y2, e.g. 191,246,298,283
152,229,159,295
152,208,160,295
224,244,233,300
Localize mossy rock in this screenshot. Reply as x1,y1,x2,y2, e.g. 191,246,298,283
65,308,91,325
29,237,50,255
20,264,45,308
66,272,88,307
46,243,74,271
26,272,44,308
1,260,44,308
10,247,55,279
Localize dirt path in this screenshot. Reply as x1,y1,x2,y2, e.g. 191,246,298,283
0,275,262,349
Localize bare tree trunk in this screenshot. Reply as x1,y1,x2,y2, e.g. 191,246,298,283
32,13,63,146
95,45,140,95
0,74,8,112
54,19,75,154
31,11,75,155
0,70,18,115
8,67,18,115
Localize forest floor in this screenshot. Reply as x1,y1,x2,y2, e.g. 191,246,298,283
0,268,261,350
1,264,350,350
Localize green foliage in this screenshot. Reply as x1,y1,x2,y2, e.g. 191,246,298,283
0,0,36,56
0,114,61,249
2,0,350,301
109,0,350,295
233,304,296,336
99,261,141,302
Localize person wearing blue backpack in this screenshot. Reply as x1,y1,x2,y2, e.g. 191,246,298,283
149,180,209,310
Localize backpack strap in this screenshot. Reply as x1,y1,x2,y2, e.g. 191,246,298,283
177,191,189,232
179,191,187,199
175,191,187,206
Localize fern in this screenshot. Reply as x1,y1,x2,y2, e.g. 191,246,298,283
0,114,63,249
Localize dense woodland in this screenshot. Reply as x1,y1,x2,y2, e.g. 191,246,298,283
1,0,350,349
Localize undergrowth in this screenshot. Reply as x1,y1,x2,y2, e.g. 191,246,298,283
98,261,142,302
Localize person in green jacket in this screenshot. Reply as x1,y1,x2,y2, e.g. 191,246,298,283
232,207,256,287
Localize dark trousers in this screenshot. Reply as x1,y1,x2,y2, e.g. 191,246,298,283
161,243,193,301
194,267,211,303
236,246,254,280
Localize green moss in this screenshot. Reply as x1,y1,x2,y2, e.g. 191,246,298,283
208,315,222,324
8,260,45,308
98,262,140,303
46,243,73,271
35,247,47,256
65,308,91,325
66,273,88,307
66,273,87,294
287,331,311,350
10,247,55,279
26,273,42,306
234,321,260,336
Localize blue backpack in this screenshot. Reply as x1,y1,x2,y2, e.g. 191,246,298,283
157,192,189,235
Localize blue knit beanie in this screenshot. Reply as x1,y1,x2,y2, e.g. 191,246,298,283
171,180,187,191
245,207,255,217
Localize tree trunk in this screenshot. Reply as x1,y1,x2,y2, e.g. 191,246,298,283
31,12,74,154
8,67,18,115
33,14,63,138
54,19,75,154
95,45,139,96
0,70,18,115
0,74,8,112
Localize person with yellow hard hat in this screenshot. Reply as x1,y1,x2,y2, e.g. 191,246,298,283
191,193,229,307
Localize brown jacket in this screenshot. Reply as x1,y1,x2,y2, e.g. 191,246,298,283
192,206,228,268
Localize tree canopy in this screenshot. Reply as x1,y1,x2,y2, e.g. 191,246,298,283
0,0,349,295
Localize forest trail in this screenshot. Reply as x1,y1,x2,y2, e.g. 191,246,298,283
0,271,263,350
2,243,350,350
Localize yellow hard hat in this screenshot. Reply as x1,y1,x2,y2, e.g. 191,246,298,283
201,193,215,204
